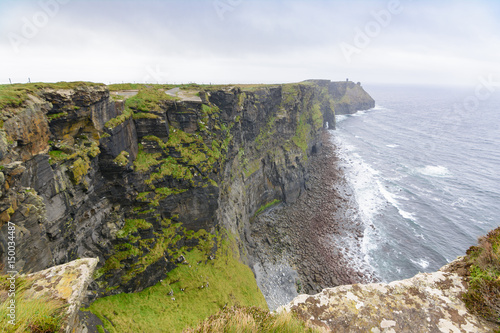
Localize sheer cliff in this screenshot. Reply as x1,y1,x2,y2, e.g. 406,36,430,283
0,80,374,298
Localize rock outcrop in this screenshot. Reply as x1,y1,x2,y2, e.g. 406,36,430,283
24,258,98,333
278,259,498,333
0,80,375,299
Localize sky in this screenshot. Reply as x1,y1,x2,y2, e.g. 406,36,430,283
1,0,500,86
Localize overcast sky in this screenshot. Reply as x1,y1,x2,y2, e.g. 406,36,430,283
1,0,500,86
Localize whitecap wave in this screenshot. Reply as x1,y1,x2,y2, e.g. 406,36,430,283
410,258,430,269
378,184,416,221
386,144,399,148
417,165,452,178
336,115,348,123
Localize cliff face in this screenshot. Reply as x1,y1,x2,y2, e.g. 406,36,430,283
0,80,375,297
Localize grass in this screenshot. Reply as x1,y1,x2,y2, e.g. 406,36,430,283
292,113,311,155
0,82,103,110
255,199,281,216
462,227,500,324
86,231,268,333
183,306,325,333
104,107,133,129
0,274,67,332
113,151,130,167
115,219,153,239
133,147,162,172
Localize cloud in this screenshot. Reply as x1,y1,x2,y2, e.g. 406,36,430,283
1,0,499,85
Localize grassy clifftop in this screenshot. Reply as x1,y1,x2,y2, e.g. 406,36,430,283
86,231,268,333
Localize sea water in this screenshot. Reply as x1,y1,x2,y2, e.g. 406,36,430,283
332,84,500,282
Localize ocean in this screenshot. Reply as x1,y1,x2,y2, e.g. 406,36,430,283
331,84,500,282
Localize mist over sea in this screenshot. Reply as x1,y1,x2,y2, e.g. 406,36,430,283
331,84,500,282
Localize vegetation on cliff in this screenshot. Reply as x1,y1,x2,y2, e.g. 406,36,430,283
0,81,104,110
462,227,500,324
0,274,66,332
87,231,267,333
183,306,325,333
0,80,377,332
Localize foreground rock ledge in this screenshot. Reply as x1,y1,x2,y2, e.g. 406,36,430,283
277,260,497,333
25,258,98,333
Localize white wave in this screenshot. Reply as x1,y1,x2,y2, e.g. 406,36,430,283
336,115,348,123
378,183,416,221
411,258,430,269
417,165,452,178
386,144,399,148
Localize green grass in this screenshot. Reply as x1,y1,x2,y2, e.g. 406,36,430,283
0,275,66,332
104,107,133,129
47,111,68,121
254,116,277,151
184,306,325,333
462,227,500,324
113,151,130,167
292,113,311,155
0,82,104,110
107,83,142,91
116,219,153,239
87,231,268,333
255,199,281,216
133,147,162,172
48,150,70,163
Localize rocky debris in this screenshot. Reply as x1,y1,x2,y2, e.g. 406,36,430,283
25,258,99,333
252,259,300,311
277,259,499,333
248,131,378,307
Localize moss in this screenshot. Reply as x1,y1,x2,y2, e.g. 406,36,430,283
147,156,194,185
116,218,153,239
70,157,90,185
255,199,281,216
134,147,162,173
254,115,277,151
155,187,186,197
48,150,70,163
312,102,323,129
292,113,311,156
113,151,130,167
244,159,261,178
104,107,133,129
281,84,300,106
47,111,68,121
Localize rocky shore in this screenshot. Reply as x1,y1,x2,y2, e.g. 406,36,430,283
247,130,378,310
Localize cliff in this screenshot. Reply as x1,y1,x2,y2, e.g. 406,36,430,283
0,80,374,299
278,258,497,333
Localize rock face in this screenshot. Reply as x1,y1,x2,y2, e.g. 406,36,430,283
248,132,379,310
278,259,498,333
25,258,99,333
305,80,375,116
0,80,376,298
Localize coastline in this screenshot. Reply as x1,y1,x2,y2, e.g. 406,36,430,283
246,130,378,310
